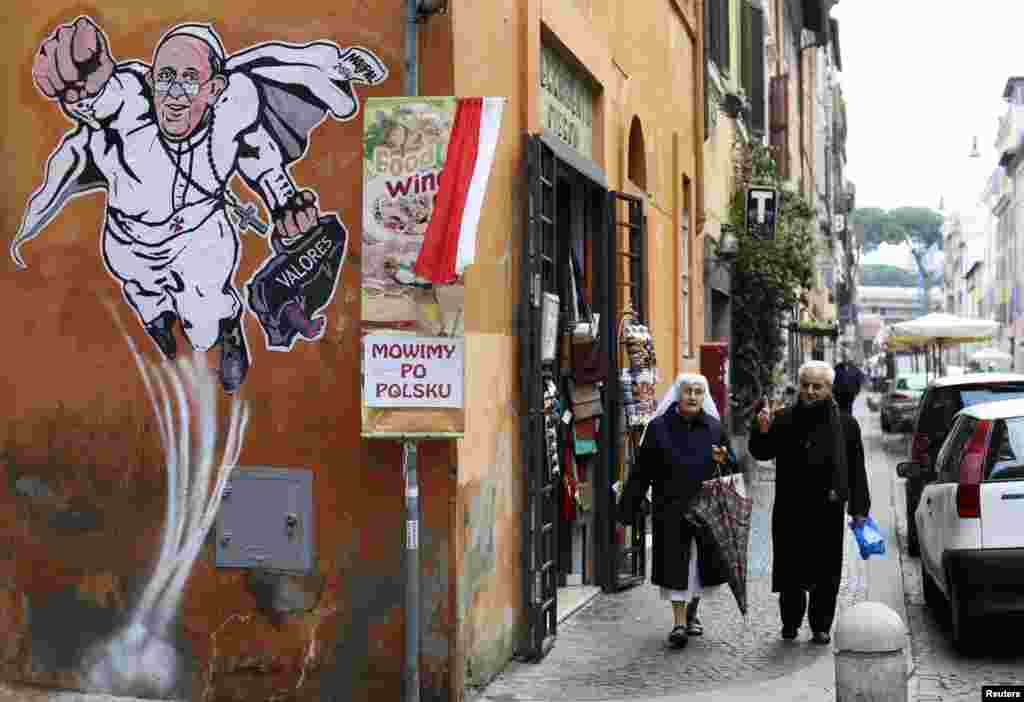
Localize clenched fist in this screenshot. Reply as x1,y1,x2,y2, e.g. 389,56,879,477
273,190,321,242
32,17,115,104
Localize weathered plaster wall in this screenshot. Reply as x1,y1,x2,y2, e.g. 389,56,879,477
449,0,703,696
2,3,455,701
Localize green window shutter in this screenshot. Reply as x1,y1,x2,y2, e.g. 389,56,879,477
718,0,730,74
741,2,752,99
750,4,766,135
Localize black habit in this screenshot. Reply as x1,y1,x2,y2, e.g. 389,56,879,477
618,404,739,591
748,400,871,594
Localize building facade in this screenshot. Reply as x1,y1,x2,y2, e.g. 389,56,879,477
1,2,709,701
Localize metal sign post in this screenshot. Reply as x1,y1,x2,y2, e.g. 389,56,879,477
402,438,420,702
367,432,461,702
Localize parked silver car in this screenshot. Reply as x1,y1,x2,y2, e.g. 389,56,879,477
881,372,929,433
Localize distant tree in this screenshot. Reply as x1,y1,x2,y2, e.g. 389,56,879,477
851,206,944,313
861,264,919,288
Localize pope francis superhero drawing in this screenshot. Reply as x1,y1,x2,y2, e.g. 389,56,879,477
12,18,388,392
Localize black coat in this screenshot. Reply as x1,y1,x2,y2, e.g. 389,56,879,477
748,401,871,593
619,405,739,591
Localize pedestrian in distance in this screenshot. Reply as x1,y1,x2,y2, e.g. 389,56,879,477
833,351,865,415
748,361,871,645
617,374,738,649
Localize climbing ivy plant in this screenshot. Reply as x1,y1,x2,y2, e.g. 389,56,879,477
724,141,817,432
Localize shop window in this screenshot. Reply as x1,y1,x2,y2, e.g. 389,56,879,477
628,117,647,191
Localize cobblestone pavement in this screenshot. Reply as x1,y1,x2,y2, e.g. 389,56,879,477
875,415,1024,702
476,430,873,701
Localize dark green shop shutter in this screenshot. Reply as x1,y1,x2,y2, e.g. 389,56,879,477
750,4,766,135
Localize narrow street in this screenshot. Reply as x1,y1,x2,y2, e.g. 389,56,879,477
473,397,886,702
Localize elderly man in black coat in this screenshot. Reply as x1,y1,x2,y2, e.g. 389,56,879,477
618,374,738,649
749,360,871,644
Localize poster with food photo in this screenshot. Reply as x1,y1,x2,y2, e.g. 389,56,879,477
361,95,505,436
362,97,459,335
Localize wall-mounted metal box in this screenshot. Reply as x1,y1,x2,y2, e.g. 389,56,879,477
214,467,314,573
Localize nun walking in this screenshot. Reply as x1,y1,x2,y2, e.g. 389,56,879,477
617,374,739,649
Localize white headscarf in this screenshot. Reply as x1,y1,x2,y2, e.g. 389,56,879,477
638,373,720,448
652,373,721,421
628,373,724,501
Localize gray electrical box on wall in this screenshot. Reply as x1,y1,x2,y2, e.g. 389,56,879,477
215,467,314,572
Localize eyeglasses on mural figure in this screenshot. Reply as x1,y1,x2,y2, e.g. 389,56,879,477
12,17,389,392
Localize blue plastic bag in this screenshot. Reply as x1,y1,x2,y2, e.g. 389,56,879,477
849,515,886,560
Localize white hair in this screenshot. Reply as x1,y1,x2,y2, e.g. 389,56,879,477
799,360,835,385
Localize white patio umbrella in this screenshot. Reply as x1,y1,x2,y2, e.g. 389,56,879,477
889,313,1000,346
969,347,1013,364
889,313,1000,379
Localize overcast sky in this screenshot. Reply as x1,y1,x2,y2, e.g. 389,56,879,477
832,1,1024,267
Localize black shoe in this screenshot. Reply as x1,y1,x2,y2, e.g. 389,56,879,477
145,311,178,359
685,597,703,636
781,627,798,640
218,316,250,394
811,631,831,645
668,625,689,649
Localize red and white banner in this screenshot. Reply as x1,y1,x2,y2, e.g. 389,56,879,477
414,97,505,284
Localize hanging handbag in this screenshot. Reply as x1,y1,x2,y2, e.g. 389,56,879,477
572,340,608,385
568,247,600,344
569,382,604,420
573,417,599,455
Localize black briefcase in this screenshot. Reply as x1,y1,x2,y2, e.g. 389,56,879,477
246,214,348,350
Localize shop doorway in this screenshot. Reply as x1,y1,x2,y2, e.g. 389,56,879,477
519,134,648,662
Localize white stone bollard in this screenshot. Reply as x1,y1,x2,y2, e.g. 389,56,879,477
834,601,908,702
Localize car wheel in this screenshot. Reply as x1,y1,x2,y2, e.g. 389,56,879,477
949,574,976,654
922,567,943,612
905,491,920,557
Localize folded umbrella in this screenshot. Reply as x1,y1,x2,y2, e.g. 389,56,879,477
685,469,753,616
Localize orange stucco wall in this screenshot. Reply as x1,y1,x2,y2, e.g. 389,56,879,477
1,3,456,701
447,0,704,695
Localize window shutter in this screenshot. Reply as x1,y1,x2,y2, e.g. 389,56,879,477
704,0,713,63
769,74,789,179
749,5,766,135
741,3,752,100
717,0,730,73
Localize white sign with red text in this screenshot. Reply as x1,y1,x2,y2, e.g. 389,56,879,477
363,334,464,408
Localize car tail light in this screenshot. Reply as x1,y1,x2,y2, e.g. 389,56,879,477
891,392,913,401
956,484,981,519
957,419,992,519
911,433,930,466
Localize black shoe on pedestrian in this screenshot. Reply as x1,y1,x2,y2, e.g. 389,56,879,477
811,631,831,645
146,311,178,360
218,315,250,394
781,626,798,640
668,625,689,649
685,597,703,636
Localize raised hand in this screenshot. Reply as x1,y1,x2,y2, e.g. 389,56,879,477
32,17,115,104
273,190,321,243
757,404,772,433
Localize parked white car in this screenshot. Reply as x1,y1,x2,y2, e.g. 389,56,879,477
898,398,1024,653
